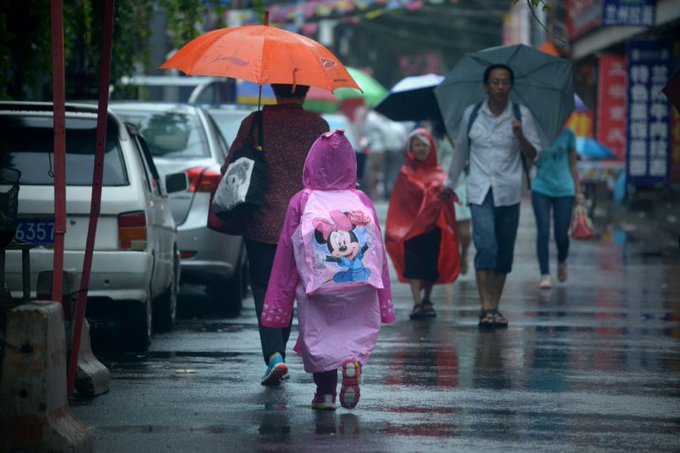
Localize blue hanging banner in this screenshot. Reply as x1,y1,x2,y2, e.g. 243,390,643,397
602,0,655,26
626,39,673,187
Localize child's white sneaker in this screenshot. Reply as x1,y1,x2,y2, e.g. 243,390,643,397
311,393,336,411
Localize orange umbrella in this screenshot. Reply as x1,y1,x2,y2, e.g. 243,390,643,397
538,41,561,57
160,24,359,92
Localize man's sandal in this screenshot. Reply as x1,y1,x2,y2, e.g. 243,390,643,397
478,310,495,328
492,310,508,328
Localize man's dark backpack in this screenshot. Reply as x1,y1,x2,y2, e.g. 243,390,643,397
467,102,533,190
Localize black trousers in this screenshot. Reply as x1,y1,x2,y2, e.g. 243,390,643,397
245,239,292,365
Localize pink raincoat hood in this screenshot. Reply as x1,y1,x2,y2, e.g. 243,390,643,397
303,129,357,191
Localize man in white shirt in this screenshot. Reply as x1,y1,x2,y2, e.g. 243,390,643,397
441,64,541,328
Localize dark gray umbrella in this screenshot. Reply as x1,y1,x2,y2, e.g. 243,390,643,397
435,44,575,143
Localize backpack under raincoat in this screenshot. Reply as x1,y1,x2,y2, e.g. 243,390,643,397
293,188,385,295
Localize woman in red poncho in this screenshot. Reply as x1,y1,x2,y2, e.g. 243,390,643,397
385,128,460,320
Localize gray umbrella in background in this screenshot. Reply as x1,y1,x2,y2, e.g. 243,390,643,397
435,44,575,144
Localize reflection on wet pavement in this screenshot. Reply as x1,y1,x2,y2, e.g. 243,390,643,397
73,200,680,451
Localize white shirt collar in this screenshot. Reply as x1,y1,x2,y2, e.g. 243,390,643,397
481,100,513,119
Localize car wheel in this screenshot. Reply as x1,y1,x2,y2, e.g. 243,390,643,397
208,240,246,317
124,290,152,352
153,253,179,332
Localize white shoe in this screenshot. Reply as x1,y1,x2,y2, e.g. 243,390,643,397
557,262,568,282
539,275,552,289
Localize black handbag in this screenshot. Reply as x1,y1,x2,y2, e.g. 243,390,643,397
211,111,266,220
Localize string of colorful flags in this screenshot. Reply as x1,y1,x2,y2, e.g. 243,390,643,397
227,0,449,32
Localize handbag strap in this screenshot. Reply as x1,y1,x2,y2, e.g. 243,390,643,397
248,110,264,151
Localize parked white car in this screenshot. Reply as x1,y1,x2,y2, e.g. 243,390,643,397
0,101,186,350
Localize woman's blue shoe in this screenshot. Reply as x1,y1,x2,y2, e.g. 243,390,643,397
261,353,288,386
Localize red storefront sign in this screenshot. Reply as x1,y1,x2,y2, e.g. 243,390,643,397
597,54,627,161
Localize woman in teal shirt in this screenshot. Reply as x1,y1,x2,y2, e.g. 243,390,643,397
531,128,581,289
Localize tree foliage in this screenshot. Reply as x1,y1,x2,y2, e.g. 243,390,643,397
0,0,536,101
0,0,225,101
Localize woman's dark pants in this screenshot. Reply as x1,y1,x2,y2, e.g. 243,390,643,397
245,239,292,365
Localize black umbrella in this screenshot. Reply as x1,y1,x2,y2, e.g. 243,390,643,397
374,73,444,123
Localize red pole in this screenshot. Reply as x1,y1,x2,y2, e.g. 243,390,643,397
67,0,115,397
50,0,65,307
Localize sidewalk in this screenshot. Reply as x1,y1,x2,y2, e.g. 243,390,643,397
593,184,679,258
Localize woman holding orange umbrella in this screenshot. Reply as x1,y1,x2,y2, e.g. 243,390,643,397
221,83,329,385
164,15,359,385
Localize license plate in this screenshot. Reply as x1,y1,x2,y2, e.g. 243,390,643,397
14,219,55,245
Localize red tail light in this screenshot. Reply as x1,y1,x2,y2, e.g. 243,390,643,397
118,211,147,250
180,251,197,259
186,166,222,193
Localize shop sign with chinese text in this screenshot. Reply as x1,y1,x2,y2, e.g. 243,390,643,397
597,54,627,160
626,39,673,186
602,0,655,26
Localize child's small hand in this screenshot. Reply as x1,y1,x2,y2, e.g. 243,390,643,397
440,186,454,201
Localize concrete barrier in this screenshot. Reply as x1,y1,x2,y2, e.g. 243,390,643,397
0,301,93,452
75,319,110,398
36,270,111,398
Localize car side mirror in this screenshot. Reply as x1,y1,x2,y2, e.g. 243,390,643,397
165,172,187,194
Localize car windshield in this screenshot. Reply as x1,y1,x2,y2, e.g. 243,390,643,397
113,108,210,159
0,115,128,186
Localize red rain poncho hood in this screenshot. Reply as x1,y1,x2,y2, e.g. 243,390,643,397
385,128,460,284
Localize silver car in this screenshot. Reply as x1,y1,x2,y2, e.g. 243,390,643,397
109,102,248,316
1,101,185,350
205,105,255,148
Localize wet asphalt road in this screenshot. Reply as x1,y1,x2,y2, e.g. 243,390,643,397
73,199,680,452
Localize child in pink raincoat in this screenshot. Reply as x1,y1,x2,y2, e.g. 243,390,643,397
261,129,395,411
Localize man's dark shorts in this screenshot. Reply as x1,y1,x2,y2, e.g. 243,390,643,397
470,189,520,274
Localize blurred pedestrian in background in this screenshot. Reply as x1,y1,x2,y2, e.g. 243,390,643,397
433,121,472,275
359,109,388,200
386,128,460,320
358,110,408,200
216,84,329,386
382,119,409,199
441,64,541,328
531,126,581,289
